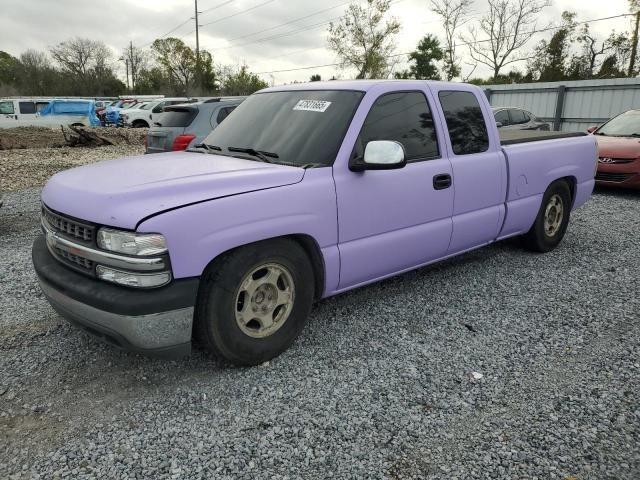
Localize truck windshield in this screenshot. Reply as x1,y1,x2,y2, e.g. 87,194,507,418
597,110,640,137
202,90,364,167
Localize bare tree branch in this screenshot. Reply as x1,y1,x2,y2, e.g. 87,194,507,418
461,0,551,78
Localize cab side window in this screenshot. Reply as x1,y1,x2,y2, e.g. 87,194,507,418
19,102,36,114
438,91,489,155
510,109,527,125
354,91,439,162
152,102,166,114
216,106,236,124
0,101,14,114
494,109,510,126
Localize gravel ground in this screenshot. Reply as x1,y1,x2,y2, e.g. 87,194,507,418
0,145,144,191
0,187,639,479
0,126,146,150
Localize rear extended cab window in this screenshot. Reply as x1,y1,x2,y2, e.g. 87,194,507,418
438,91,489,155
353,91,439,162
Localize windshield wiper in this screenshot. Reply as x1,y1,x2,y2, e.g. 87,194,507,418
187,143,222,154
228,146,279,163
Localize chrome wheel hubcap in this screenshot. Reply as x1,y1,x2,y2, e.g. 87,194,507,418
543,194,564,237
235,263,295,338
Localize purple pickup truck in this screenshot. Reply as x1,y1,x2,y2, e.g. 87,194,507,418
32,80,597,365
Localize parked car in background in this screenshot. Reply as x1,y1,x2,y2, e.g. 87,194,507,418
34,80,596,365
589,109,640,188
492,107,550,130
0,98,52,127
0,98,99,128
122,98,194,128
146,97,244,153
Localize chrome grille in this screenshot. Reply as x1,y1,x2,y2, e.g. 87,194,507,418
43,206,94,243
598,157,635,164
54,247,94,270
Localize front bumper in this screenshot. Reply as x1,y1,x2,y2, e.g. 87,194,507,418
32,235,200,358
595,162,640,188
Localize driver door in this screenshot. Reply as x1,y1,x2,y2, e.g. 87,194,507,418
333,89,454,290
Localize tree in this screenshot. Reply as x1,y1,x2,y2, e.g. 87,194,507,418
328,0,401,79
429,0,472,80
629,0,640,75
17,50,59,95
220,66,268,95
151,37,197,95
310,74,322,81
395,34,443,79
0,51,19,86
528,11,576,81
50,38,112,80
462,0,551,79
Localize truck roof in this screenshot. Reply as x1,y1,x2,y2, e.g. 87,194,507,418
261,79,465,93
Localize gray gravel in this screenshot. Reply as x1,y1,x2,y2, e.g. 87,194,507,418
1,187,639,479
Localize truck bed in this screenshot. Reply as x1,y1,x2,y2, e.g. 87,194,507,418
499,130,587,146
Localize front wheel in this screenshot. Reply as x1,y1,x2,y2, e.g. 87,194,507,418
522,181,571,252
194,239,314,366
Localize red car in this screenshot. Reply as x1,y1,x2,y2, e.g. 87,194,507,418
590,109,640,188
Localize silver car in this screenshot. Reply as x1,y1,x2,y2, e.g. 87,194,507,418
492,107,550,131
145,97,245,153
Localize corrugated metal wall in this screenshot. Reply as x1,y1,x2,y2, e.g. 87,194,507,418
483,78,640,132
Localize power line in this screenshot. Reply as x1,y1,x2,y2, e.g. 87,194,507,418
218,1,352,44
200,0,235,15
200,0,276,27
212,0,405,50
254,12,634,75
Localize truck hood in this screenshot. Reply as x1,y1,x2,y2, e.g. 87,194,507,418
42,151,305,230
595,135,640,159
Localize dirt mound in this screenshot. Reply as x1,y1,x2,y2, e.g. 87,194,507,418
0,126,147,150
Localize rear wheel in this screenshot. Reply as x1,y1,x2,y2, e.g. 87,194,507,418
522,181,571,252
194,239,314,366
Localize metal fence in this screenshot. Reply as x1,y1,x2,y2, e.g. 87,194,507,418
483,77,640,132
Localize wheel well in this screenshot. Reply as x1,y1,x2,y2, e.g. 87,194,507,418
555,176,577,207
132,120,149,128
201,235,326,300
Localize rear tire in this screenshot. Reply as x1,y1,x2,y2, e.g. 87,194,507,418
132,120,149,128
194,239,314,366
522,180,571,252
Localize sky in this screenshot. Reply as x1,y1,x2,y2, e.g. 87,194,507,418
0,0,634,85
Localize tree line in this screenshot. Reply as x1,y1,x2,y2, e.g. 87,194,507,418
1,0,639,97
326,0,640,84
0,37,268,97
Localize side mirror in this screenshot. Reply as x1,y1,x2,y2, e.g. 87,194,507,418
495,121,503,128
350,140,407,172
586,126,598,134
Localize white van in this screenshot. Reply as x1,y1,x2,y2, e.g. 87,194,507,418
0,98,99,128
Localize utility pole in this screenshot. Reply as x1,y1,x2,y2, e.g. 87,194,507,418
129,40,136,90
195,0,201,91
630,9,640,76
125,59,130,90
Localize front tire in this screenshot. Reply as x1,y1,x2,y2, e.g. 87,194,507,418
194,239,314,366
522,180,571,252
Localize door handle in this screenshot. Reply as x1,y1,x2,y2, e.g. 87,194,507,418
433,174,452,190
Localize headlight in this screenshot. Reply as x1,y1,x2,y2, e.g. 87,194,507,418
97,228,167,256
96,265,171,288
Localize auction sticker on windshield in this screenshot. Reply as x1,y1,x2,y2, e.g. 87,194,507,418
293,100,332,113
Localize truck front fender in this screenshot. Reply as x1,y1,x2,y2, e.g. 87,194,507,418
136,169,339,297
